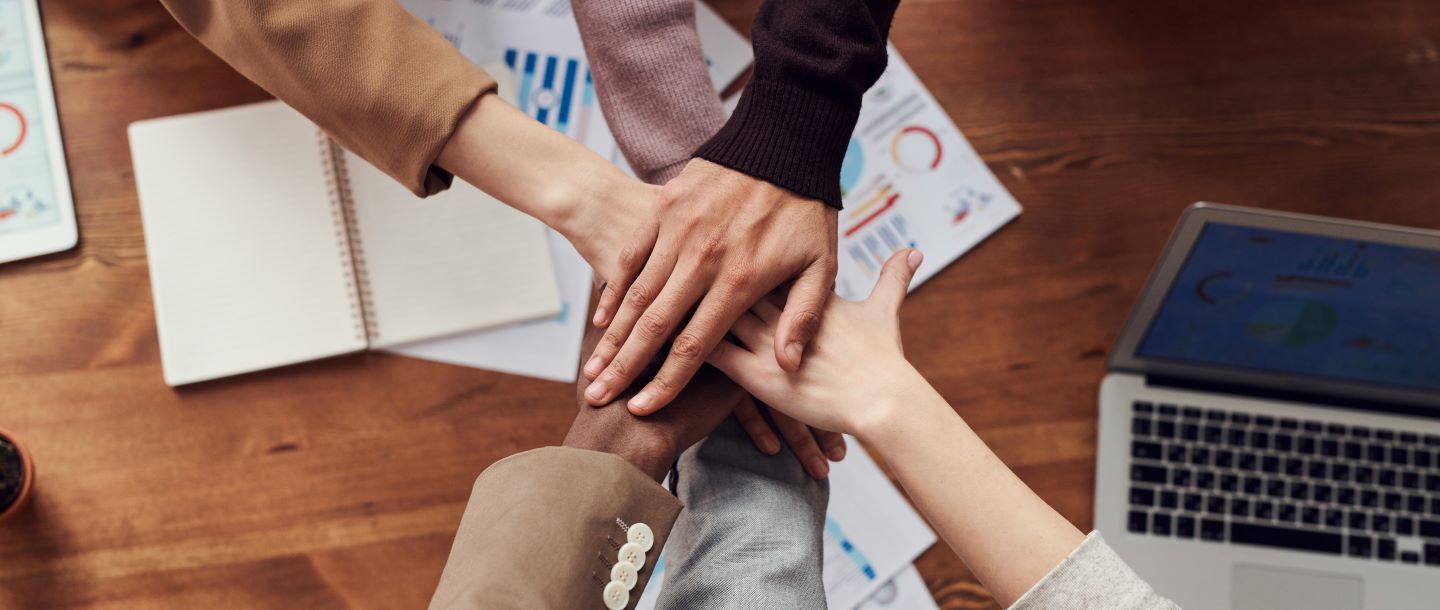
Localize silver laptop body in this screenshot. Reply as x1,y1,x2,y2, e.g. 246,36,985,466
1095,203,1440,609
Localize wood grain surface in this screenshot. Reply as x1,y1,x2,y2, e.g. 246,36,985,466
2,0,1439,608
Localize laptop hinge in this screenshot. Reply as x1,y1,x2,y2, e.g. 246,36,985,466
1143,374,1440,421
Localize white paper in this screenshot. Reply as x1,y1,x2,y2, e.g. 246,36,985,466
832,46,1022,301
389,0,753,382
858,565,939,610
386,231,589,382
635,440,936,610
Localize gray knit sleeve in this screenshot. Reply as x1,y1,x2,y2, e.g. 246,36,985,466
1009,532,1181,610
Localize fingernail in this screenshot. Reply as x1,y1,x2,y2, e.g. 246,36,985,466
907,249,923,269
583,355,604,378
592,307,607,326
630,389,655,412
807,456,829,479
786,342,803,366
762,437,781,455
828,445,846,461
584,380,607,402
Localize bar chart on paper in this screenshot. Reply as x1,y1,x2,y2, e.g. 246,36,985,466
833,46,1021,301
504,48,624,166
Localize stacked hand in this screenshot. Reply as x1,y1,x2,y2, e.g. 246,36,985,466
579,159,839,416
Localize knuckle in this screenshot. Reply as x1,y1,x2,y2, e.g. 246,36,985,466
618,244,646,273
603,359,631,382
670,333,706,361
720,267,754,292
626,282,654,308
647,374,677,396
637,312,669,340
600,330,625,350
697,233,727,263
791,309,823,337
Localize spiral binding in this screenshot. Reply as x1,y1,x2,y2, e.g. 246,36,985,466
317,130,378,344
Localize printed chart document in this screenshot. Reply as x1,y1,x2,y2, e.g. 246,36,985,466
634,441,937,610
832,46,1022,301
858,566,940,610
388,0,753,382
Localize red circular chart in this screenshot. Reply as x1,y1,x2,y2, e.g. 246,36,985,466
1,102,27,156
889,125,942,172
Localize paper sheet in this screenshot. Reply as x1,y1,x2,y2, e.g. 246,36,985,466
388,0,752,382
832,46,1022,301
858,565,940,610
634,440,936,610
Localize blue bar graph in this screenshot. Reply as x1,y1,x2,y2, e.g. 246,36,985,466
505,48,598,143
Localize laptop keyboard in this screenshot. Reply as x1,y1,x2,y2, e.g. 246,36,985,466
1127,401,1440,566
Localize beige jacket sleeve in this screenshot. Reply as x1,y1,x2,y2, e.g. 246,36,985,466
157,0,496,197
428,447,683,610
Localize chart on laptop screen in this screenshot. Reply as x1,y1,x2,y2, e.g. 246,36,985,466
1137,223,1440,392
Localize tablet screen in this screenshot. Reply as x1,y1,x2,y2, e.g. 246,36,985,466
0,0,61,236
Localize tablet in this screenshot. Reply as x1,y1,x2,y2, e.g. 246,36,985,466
0,0,76,263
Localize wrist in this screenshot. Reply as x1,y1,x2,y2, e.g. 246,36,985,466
849,365,948,444
562,414,676,482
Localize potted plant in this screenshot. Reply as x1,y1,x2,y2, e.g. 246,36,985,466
0,427,34,523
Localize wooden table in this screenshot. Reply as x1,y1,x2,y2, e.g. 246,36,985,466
3,0,1438,607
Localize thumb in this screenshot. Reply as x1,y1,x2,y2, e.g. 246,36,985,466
774,262,834,372
868,248,922,312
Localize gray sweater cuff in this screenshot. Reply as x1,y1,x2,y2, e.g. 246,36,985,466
1009,531,1181,610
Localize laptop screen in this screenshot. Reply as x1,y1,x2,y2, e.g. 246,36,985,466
1136,222,1440,393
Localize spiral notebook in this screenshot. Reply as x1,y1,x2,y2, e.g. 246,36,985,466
130,101,561,386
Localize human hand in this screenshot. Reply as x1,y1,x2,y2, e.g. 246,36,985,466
581,158,840,416
733,398,847,479
563,323,747,481
707,249,927,436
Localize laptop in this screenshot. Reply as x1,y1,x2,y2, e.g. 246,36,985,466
1095,203,1440,609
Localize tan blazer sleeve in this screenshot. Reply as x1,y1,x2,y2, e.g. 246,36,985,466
157,0,497,196
429,447,682,610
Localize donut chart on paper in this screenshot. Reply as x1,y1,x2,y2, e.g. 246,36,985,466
0,102,27,156
889,125,941,173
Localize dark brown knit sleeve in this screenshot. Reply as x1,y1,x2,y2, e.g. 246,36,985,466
693,0,901,208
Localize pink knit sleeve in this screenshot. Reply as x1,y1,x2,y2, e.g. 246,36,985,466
572,0,727,184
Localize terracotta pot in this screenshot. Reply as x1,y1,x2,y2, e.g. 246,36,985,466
0,427,34,523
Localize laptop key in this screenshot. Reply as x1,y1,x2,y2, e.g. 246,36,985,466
1289,481,1309,500
1167,445,1187,463
1184,492,1203,512
1403,471,1420,490
1201,519,1226,541
1191,447,1211,466
1364,444,1384,462
1152,513,1172,536
1176,516,1196,538
1170,468,1192,487
1355,465,1373,484
1347,535,1373,558
1426,474,1440,492
1372,513,1391,533
1215,450,1234,468
1205,409,1226,422
1308,460,1327,479
1279,418,1299,430
1256,501,1275,520
1408,494,1425,513
1278,503,1297,522
1419,519,1440,539
1180,423,1200,441
1414,450,1432,469
1229,522,1342,554
1274,434,1294,453
1231,498,1251,517
1261,455,1280,474
1391,447,1409,466
1397,517,1415,536
1402,551,1421,564
1426,544,1440,565
1297,436,1316,455
1313,483,1333,503
1337,486,1356,506
1219,473,1238,492
1133,401,1154,413
1130,487,1155,507
1204,426,1223,443
1159,404,1178,416
1360,490,1379,508
1228,428,1247,447
1378,538,1397,561
1243,476,1262,495
1182,407,1202,419
1321,439,1339,457
1132,464,1167,484
1301,506,1321,525
1128,511,1148,533
1238,452,1258,471
1385,492,1403,512
1133,440,1163,461
1324,509,1344,528
1251,431,1270,450
1332,463,1351,482
1376,429,1395,441
1266,479,1286,498
1379,469,1397,487
1195,470,1215,490
1160,490,1179,509
1207,495,1226,514
1156,420,1176,439
1349,511,1367,530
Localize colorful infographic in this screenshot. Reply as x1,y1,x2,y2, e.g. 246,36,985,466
833,47,1022,301
0,0,59,235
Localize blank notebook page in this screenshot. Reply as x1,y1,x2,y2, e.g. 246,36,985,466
342,151,560,347
131,103,366,386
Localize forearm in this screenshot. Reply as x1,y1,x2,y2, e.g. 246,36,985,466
436,94,647,242
572,0,726,183
857,380,1084,607
694,0,902,207
159,0,494,197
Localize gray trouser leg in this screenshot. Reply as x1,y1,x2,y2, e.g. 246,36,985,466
654,416,829,609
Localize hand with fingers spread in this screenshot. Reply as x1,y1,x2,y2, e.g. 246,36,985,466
707,249,927,436
581,158,840,416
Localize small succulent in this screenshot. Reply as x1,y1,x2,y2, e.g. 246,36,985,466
0,436,22,513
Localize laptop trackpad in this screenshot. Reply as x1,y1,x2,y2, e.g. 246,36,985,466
1233,565,1362,610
